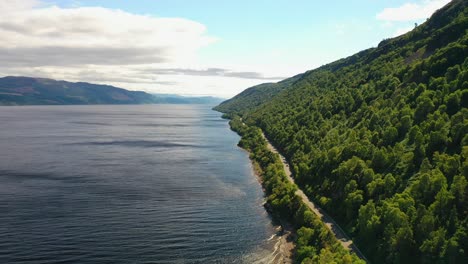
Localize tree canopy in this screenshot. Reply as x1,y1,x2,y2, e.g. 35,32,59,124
216,0,468,263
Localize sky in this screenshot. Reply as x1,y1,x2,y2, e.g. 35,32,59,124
0,0,451,98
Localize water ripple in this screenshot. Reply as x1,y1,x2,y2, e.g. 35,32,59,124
0,105,278,264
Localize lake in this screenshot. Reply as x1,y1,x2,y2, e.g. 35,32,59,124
0,105,279,263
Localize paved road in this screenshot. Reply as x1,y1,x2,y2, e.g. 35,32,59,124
261,131,369,263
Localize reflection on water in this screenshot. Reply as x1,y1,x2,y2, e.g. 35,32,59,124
0,105,279,263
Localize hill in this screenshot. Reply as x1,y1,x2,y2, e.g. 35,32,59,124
0,76,155,105
214,73,303,115
0,76,223,105
216,0,468,263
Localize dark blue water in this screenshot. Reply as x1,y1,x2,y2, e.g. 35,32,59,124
0,105,279,263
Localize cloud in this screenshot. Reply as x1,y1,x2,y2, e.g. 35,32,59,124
0,46,170,67
141,68,286,80
69,69,178,85
0,0,41,12
0,63,283,97
376,0,450,22
0,4,215,66
0,1,285,97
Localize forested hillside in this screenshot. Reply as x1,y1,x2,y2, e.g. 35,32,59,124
215,0,468,263
215,73,303,115
229,117,364,263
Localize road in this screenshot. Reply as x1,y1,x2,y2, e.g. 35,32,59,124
260,131,369,263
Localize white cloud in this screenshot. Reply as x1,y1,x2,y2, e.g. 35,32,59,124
0,0,41,12
376,0,450,22
0,63,287,98
0,1,284,97
0,5,215,65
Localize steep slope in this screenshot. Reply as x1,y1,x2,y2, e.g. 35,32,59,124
217,0,468,263
213,73,303,115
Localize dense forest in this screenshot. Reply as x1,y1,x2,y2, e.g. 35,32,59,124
216,0,467,263
228,116,364,263
216,73,303,115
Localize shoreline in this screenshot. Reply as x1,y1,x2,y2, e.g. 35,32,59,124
260,131,369,262
243,148,296,263
225,115,365,263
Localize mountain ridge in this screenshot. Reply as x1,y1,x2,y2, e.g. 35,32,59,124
0,76,223,105
215,0,467,115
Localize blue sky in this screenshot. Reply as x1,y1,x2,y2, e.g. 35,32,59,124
55,0,424,66
0,0,451,97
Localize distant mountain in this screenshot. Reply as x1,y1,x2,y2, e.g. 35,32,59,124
151,93,224,105
0,76,154,105
0,76,223,105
